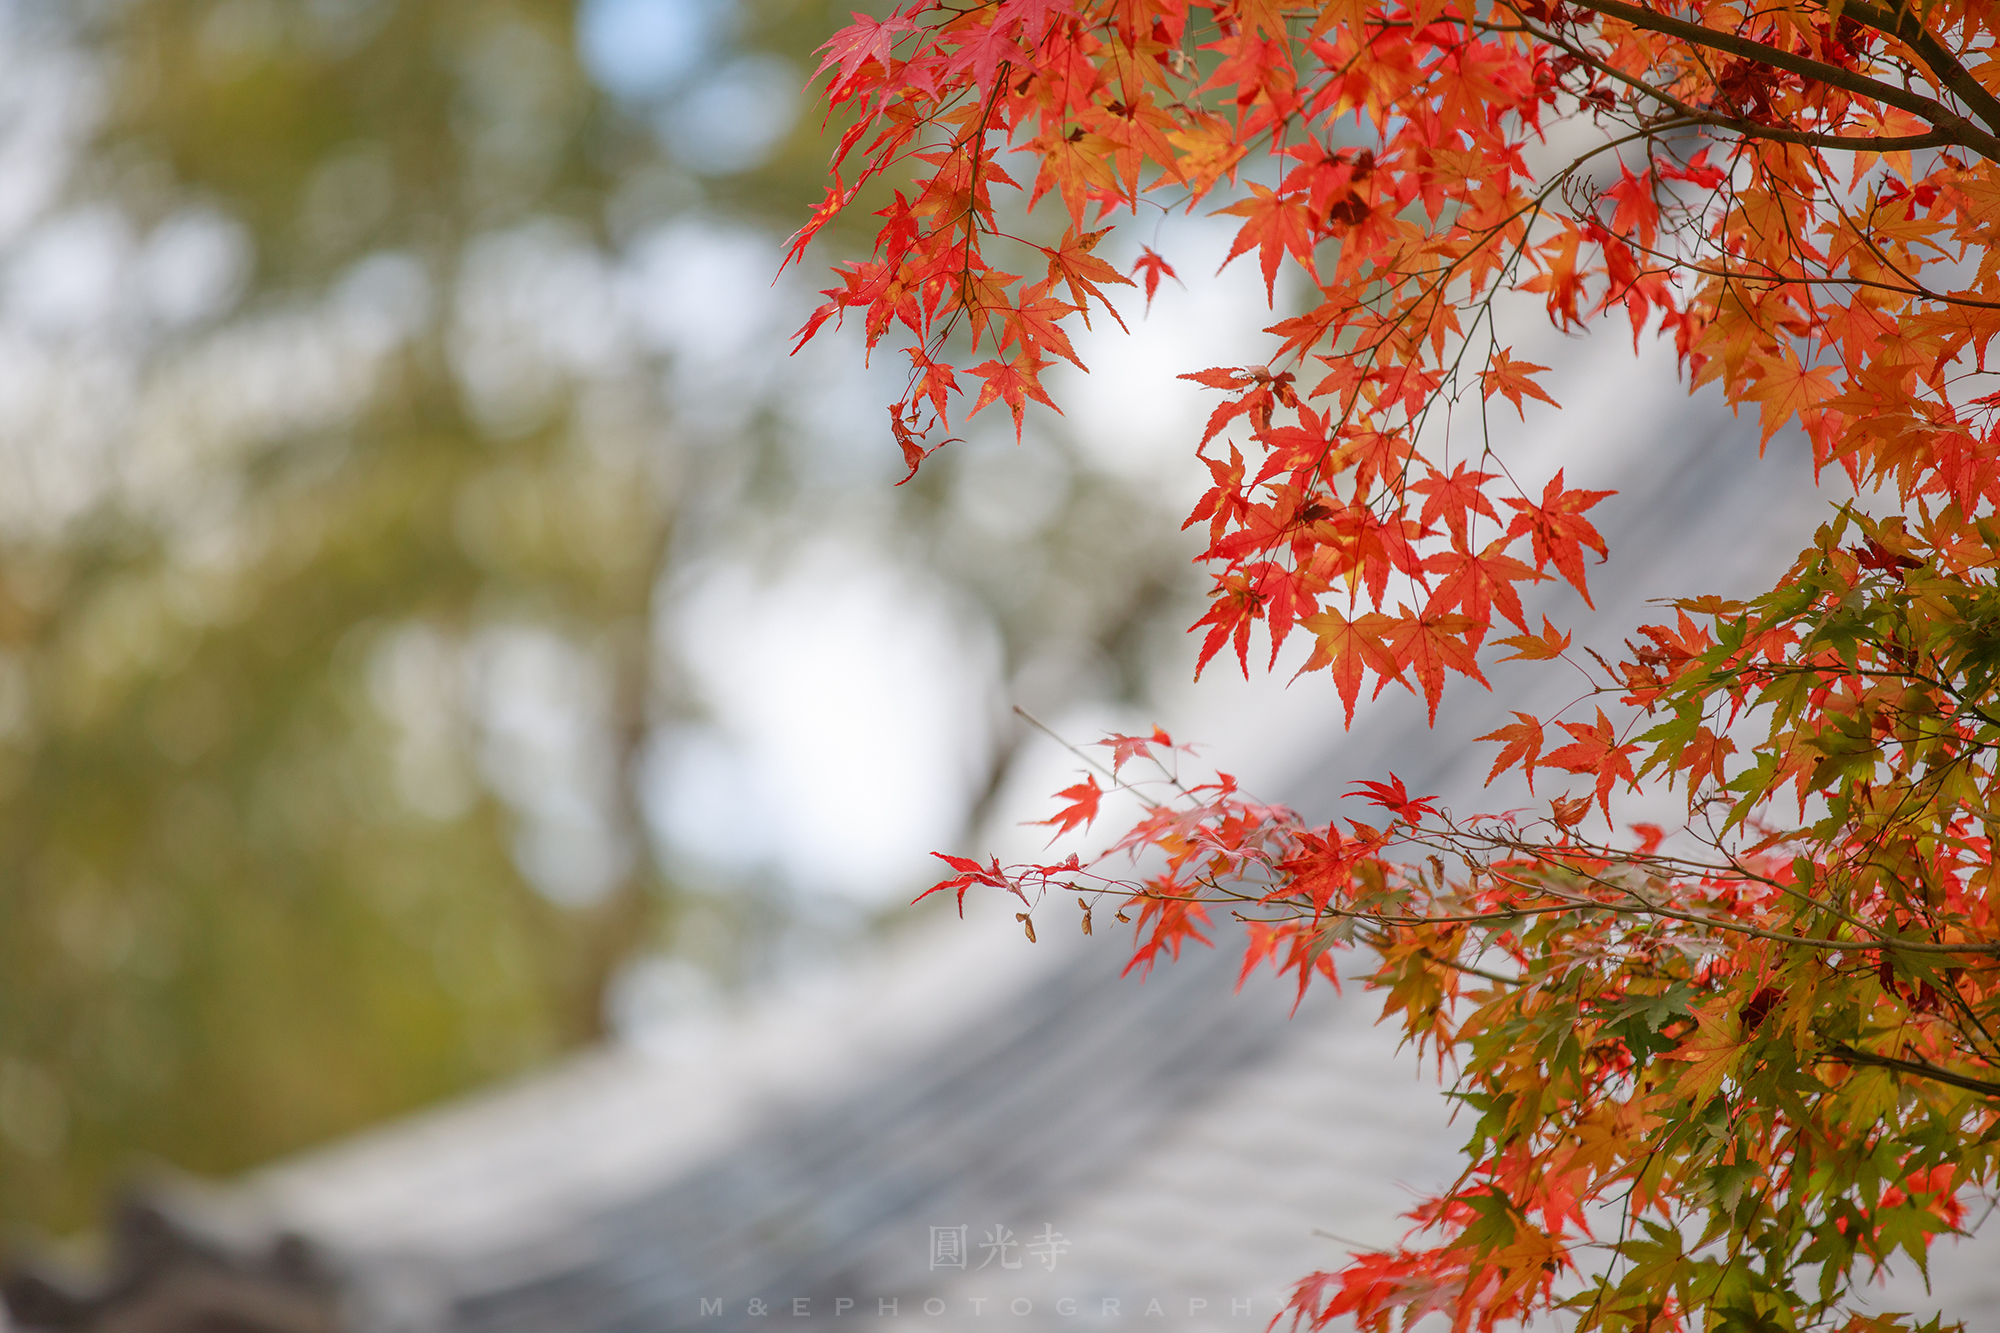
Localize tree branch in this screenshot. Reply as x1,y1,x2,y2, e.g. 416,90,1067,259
1563,0,2000,162
1511,17,1987,158
1419,947,1525,986
1836,0,2000,142
1679,116,1966,154
1827,1042,2000,1099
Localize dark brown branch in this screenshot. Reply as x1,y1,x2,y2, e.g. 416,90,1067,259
1827,1043,2000,1099
1673,115,1965,153
1419,947,1525,986
1565,0,2000,162
1512,16,1987,158
1838,0,2000,142
1585,205,2000,309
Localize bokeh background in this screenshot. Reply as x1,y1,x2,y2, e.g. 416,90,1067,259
13,8,2000,1327
0,0,1270,1240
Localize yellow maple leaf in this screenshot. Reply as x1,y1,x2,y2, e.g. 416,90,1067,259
1166,114,1247,204
1747,351,1839,449
1664,997,1747,1106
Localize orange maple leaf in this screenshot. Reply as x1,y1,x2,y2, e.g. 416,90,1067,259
1215,182,1319,302
968,352,1061,440
1132,246,1181,313
1479,348,1560,419
1500,470,1613,605
1004,281,1088,370
1165,114,1248,203
1493,615,1573,661
1748,351,1840,450
1540,708,1639,823
1301,605,1403,724
1476,711,1545,792
1385,605,1488,724
1663,997,1748,1106
1423,538,1545,633
1042,227,1132,331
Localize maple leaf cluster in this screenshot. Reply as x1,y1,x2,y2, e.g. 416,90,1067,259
793,0,2000,1326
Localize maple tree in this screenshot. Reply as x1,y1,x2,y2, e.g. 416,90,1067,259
791,0,2000,1326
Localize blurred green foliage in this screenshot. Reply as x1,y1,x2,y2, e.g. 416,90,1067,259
0,0,1190,1240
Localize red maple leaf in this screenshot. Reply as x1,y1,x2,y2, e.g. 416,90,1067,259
943,15,1027,93
813,11,918,94
1385,605,1488,723
1603,160,1661,248
967,352,1061,439
1215,183,1320,302
920,852,1013,915
1476,711,1545,792
1347,775,1441,823
1042,227,1133,331
1411,461,1500,546
1039,775,1105,838
1423,537,1546,633
1133,246,1181,312
1100,727,1175,773
1541,708,1640,823
1500,470,1614,605
902,347,959,421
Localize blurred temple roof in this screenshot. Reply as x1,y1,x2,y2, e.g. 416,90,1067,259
15,409,2000,1332
2,903,1463,1333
